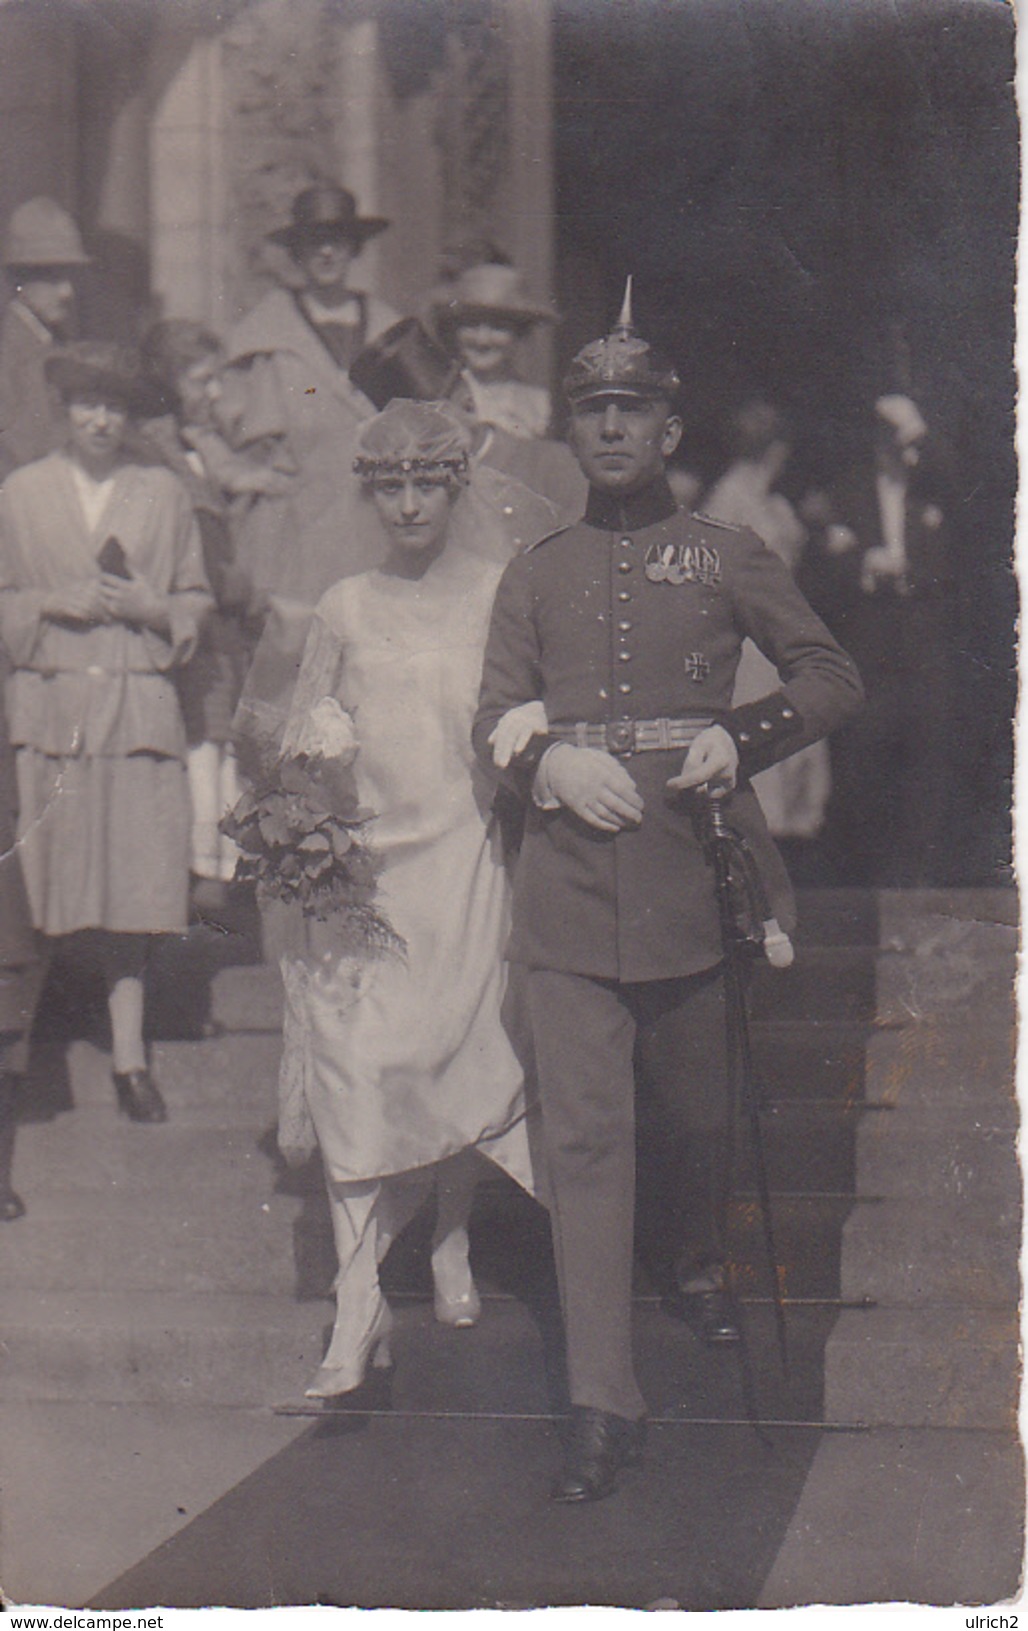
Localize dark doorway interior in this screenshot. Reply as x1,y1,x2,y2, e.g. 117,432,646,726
552,0,1017,886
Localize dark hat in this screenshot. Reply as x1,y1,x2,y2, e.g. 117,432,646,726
349,318,461,411
563,278,680,405
267,184,390,254
44,340,151,414
435,263,559,334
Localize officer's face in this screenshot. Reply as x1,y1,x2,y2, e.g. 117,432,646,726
569,395,682,494
371,474,456,562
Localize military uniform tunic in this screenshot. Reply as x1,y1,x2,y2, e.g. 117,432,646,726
474,476,863,982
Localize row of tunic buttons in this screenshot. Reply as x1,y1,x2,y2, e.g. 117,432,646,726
617,537,632,694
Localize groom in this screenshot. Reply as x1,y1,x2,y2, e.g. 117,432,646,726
473,285,863,1503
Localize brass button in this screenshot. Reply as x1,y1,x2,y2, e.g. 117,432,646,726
617,650,632,663
620,537,632,547
618,620,632,633
617,590,631,602
598,687,608,700
618,681,632,694
618,560,632,574
760,719,772,732
783,707,795,719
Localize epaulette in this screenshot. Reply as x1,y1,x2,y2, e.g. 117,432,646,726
691,511,744,533
526,524,573,552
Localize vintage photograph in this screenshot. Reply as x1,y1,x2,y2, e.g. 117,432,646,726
0,0,1020,1613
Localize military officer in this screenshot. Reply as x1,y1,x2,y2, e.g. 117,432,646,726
473,283,863,1504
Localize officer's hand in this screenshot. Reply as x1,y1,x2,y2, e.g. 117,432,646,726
488,700,549,769
667,725,739,793
546,743,644,832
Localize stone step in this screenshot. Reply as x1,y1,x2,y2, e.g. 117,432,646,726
37,1035,283,1115
0,1191,302,1294
840,1196,1021,1307
749,951,877,1025
0,1290,328,1406
823,1306,1020,1431
0,1287,833,1418
9,1114,280,1199
791,886,1015,949
851,1102,1019,1200
861,1017,1016,1107
209,964,284,1033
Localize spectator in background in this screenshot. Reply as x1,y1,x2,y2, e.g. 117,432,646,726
139,320,286,912
703,399,830,840
219,183,401,613
0,342,212,1124
798,392,954,885
433,262,558,441
0,198,90,480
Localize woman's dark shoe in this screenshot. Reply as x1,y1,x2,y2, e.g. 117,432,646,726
0,1185,26,1221
551,1406,646,1503
113,1069,168,1124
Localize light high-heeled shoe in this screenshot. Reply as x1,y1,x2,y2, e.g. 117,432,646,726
431,1228,481,1328
304,1298,394,1399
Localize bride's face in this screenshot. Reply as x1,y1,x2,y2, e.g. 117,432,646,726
371,474,456,558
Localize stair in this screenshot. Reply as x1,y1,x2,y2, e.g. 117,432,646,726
0,890,1016,1428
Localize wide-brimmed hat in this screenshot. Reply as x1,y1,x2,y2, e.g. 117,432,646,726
350,318,462,412
436,263,559,334
44,340,151,414
267,184,390,254
3,197,90,271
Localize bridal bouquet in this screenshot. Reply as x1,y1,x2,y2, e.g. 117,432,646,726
221,698,403,953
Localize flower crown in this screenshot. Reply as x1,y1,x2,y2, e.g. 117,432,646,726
353,398,473,486
352,449,470,483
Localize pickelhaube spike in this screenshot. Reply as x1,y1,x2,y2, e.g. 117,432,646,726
562,278,680,405
612,275,635,338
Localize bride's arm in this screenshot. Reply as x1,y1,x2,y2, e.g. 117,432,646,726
280,607,347,759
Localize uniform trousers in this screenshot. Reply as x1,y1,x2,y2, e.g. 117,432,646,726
526,962,728,1423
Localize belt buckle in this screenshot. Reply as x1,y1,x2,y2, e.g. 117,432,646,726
606,720,636,755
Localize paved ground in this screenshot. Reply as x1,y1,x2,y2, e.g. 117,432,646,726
0,889,1021,1611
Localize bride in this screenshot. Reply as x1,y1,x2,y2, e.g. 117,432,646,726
276,399,545,1399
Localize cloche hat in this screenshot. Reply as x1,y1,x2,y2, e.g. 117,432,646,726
267,183,390,254
3,197,90,271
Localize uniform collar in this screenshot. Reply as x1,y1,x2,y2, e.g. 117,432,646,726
584,474,677,532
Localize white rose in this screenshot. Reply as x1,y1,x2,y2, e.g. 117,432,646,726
305,696,359,764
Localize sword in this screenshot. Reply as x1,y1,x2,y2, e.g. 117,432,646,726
699,787,790,1375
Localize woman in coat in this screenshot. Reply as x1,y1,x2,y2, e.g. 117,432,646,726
0,341,212,1123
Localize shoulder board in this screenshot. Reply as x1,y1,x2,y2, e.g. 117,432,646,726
526,524,573,552
691,511,744,533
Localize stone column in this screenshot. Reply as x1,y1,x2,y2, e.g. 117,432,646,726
0,2,78,237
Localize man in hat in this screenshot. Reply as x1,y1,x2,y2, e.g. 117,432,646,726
473,285,864,1503
0,197,90,478
433,262,558,441
220,183,401,609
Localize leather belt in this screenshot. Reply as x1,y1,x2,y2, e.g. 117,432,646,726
551,717,714,756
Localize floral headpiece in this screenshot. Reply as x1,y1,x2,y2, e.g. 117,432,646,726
353,398,473,486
